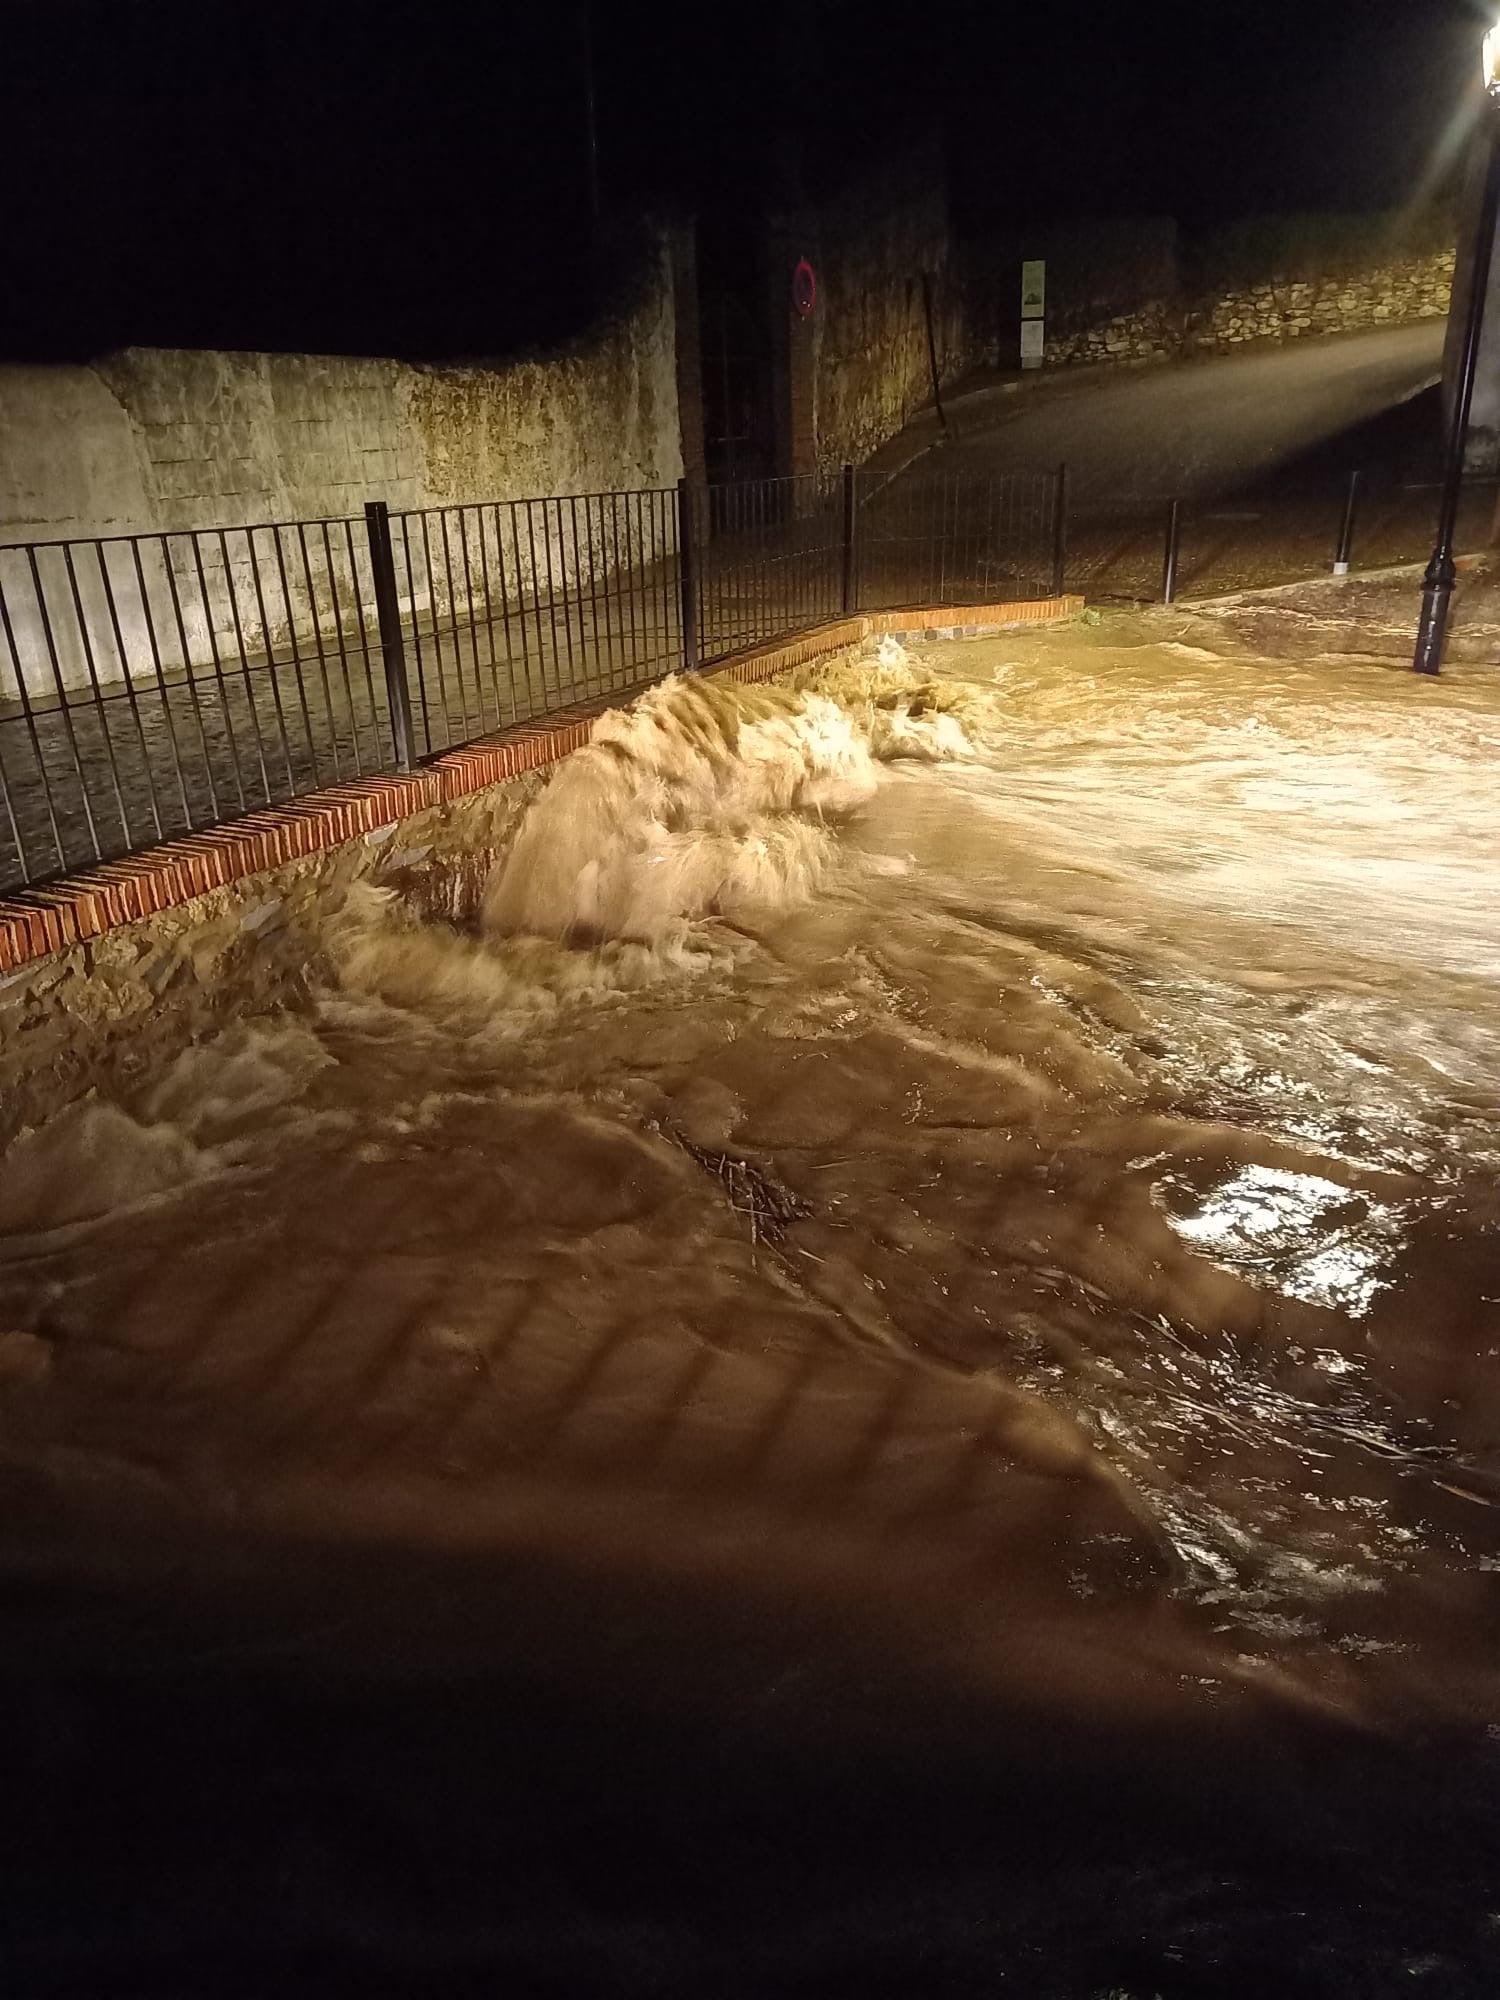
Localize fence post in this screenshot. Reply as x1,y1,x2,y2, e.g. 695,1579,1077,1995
1051,461,1069,598
1161,497,1182,605
677,477,699,671
364,500,417,772
841,462,857,615
1332,468,1361,576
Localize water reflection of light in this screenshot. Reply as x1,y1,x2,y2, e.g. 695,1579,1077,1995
1157,1164,1407,1316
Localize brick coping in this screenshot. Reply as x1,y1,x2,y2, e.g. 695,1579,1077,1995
0,598,1082,974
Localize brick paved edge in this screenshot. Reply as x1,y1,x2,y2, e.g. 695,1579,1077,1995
0,596,1083,974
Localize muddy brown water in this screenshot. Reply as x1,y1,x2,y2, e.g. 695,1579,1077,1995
2,618,1500,1995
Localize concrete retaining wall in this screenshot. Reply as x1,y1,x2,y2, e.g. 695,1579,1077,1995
0,232,683,699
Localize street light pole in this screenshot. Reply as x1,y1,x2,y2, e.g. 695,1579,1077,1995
1413,29,1500,675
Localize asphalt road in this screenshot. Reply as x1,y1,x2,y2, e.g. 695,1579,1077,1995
935,323,1448,518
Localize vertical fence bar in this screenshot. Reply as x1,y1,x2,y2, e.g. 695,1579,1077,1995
268,526,320,784
60,543,132,843
482,509,504,721
647,491,664,667
0,567,66,872
188,533,249,810
622,493,642,675
583,495,607,697
0,701,31,884
218,530,276,805
624,494,648,684
760,480,771,640
159,535,223,817
457,509,489,727
505,502,538,716
364,501,417,773
293,523,343,783
659,490,676,666
25,547,102,858
318,522,364,777
342,519,382,759
436,510,474,739
521,502,548,700
567,495,594,698
1332,469,1361,576
1162,498,1182,605
480,506,506,723
941,474,953,604
535,501,563,699
677,477,699,671
733,482,746,649
416,513,452,747
395,516,433,754
554,499,580,698
699,487,713,657
1052,463,1069,598
604,493,624,689
96,543,167,838
242,530,298,793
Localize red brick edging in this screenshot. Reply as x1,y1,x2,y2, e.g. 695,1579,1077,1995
0,598,1082,974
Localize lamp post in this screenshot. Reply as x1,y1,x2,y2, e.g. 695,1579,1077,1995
1413,25,1500,674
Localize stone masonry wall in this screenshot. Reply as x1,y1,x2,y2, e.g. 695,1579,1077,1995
1044,247,1454,368
811,149,972,476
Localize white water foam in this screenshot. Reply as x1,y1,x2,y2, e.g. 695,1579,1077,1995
482,645,983,946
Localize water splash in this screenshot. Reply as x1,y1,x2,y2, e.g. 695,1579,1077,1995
482,644,982,945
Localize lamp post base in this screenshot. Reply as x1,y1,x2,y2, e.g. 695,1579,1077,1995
1413,561,1456,677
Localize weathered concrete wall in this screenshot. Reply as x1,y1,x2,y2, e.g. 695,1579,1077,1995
0,231,683,698
1,236,681,541
810,149,972,476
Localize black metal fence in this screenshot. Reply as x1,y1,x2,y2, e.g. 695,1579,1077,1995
0,465,1065,896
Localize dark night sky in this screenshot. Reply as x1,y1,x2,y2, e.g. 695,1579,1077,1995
1,0,1485,359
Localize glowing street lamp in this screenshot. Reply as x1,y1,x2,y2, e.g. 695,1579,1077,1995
1413,25,1500,673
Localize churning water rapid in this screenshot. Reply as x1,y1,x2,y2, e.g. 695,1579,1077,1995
4,618,1500,1992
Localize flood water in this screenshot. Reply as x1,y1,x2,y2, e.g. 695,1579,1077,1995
4,616,1500,1994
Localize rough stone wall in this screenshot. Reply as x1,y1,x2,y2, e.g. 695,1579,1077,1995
1042,308,1177,369
810,151,972,476
1044,247,1454,367
1190,252,1454,349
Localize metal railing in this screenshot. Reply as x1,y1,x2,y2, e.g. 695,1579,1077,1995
0,464,1066,896
855,464,1063,611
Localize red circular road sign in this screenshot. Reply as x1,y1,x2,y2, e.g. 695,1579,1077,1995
791,258,817,318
